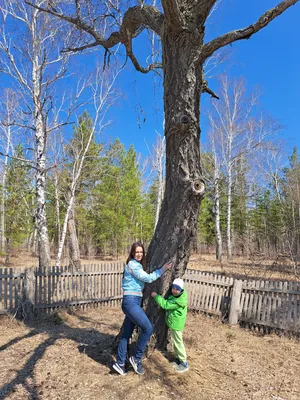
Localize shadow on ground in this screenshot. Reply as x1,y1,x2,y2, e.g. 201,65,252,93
0,310,117,399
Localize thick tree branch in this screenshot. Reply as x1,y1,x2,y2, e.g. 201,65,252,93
25,2,164,49
201,0,299,61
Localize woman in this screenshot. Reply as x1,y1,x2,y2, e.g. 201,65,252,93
113,242,172,376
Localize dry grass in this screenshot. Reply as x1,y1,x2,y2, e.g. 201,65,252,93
188,254,300,282
0,307,300,400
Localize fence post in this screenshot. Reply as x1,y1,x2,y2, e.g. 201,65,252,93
23,268,36,320
228,279,242,325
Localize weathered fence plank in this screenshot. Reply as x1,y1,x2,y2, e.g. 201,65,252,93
1,264,300,334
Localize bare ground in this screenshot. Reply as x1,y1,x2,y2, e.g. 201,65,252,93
1,252,300,399
0,306,300,400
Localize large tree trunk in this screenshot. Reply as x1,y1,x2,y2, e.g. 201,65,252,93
144,24,205,350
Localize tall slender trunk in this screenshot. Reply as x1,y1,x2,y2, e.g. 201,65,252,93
68,203,81,270
154,171,164,231
144,25,205,348
56,120,95,267
32,16,51,269
56,193,75,267
54,171,61,250
214,171,222,263
226,164,232,263
35,118,51,269
0,128,10,252
154,137,165,230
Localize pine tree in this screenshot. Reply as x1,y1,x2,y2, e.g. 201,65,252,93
5,144,34,262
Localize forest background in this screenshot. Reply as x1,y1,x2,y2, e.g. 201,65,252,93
0,0,299,270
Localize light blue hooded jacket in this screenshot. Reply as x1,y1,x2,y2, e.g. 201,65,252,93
122,259,165,297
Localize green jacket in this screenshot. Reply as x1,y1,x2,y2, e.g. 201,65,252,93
154,289,188,331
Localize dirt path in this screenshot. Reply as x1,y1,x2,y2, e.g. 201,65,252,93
0,307,299,400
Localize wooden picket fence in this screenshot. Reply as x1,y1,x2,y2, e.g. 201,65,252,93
1,264,300,334
183,269,233,317
0,264,124,315
240,279,300,331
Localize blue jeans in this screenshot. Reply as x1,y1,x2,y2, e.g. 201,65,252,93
117,295,153,365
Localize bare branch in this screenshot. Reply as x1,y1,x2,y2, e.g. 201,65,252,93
125,36,162,74
25,2,164,48
202,80,219,99
202,0,299,61
0,150,36,169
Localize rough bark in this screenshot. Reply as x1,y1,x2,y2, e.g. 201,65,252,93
144,19,205,349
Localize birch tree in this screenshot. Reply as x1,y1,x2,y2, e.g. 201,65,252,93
0,90,18,252
32,0,299,347
257,145,300,270
147,131,166,230
208,76,281,262
0,1,78,268
55,65,121,267
210,135,223,262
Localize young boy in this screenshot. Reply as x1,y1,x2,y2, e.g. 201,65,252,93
151,278,188,373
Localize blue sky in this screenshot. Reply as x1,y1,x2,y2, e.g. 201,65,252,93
100,0,300,161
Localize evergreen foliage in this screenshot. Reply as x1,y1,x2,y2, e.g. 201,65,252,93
5,144,34,252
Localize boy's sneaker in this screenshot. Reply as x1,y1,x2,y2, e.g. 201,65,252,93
175,361,189,373
129,356,145,375
112,362,127,375
170,358,181,368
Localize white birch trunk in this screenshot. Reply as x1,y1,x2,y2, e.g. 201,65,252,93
68,203,81,269
0,128,11,252
55,67,120,267
55,129,94,267
54,171,61,248
32,15,51,269
154,137,165,229
227,161,233,262
214,167,222,263
35,119,51,268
